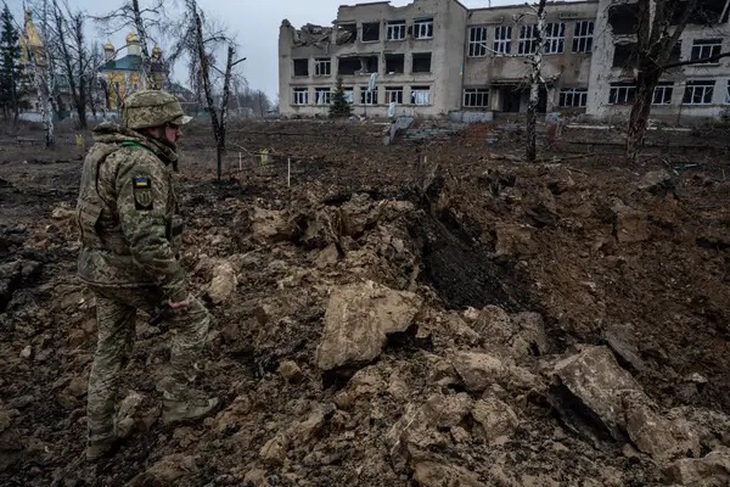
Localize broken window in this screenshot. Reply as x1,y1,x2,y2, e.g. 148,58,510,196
572,21,594,53
612,43,636,68
341,87,354,104
652,82,673,105
385,53,405,74
468,26,488,57
361,56,378,74
494,25,512,54
336,23,357,45
360,87,378,105
690,39,722,62
608,4,639,35
293,58,309,77
518,24,537,55
315,58,331,76
292,87,308,105
687,0,730,25
608,82,636,105
414,18,434,39
315,88,331,105
385,86,404,104
463,88,489,107
362,22,380,42
726,80,730,104
410,86,431,105
386,20,406,41
683,80,715,104
412,52,432,73
544,22,565,54
338,56,377,75
559,88,588,107
338,57,361,75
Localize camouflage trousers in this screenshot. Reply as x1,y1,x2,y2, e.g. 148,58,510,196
86,285,211,443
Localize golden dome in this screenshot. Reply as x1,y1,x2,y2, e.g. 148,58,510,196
104,39,115,51
152,45,162,57
126,32,140,44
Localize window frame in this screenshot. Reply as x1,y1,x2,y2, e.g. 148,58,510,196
518,24,537,55
463,88,490,108
544,22,566,54
682,80,715,105
385,86,404,104
493,25,512,55
386,20,406,41
414,18,434,39
559,88,588,107
468,26,489,57
652,82,673,105
292,87,309,105
572,20,594,53
690,39,722,63
360,87,378,105
314,58,331,77
608,83,636,105
410,86,431,105
314,87,331,105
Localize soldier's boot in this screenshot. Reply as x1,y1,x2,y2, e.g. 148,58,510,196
162,391,219,425
86,435,121,461
86,423,121,461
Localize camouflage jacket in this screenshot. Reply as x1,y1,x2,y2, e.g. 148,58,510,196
76,122,188,301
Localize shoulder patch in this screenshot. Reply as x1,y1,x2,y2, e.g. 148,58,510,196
133,175,154,210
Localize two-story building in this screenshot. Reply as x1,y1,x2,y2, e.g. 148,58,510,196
278,0,730,121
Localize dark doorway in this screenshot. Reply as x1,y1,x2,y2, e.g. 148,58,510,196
502,87,521,112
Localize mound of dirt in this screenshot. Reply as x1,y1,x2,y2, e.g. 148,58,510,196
0,121,728,486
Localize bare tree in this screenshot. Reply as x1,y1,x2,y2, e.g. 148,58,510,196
625,0,730,162
182,0,243,180
474,1,550,162
24,0,56,146
48,0,92,128
525,0,547,163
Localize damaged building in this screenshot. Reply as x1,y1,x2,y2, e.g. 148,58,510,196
278,0,730,120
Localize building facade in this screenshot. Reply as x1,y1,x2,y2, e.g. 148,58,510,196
278,0,730,121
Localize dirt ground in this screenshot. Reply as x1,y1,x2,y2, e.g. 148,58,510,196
0,119,728,486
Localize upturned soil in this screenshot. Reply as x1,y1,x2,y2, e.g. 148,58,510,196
0,119,728,486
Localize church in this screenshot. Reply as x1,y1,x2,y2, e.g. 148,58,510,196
98,32,170,110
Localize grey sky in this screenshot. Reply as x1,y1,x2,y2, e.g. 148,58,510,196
8,0,523,101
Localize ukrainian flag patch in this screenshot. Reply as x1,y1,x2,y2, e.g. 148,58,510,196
133,175,153,210
134,176,151,189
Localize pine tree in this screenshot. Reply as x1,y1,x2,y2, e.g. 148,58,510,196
0,4,24,121
329,76,351,118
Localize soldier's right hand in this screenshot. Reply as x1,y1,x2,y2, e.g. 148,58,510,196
168,295,192,310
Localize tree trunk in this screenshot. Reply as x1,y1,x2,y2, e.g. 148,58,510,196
626,71,659,163
525,0,547,163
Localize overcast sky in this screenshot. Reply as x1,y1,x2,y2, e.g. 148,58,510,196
8,0,523,102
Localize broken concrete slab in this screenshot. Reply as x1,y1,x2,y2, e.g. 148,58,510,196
315,280,422,371
550,345,699,460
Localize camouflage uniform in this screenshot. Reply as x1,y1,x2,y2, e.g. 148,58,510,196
76,91,214,457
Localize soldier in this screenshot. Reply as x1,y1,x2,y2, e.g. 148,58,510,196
75,90,218,461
